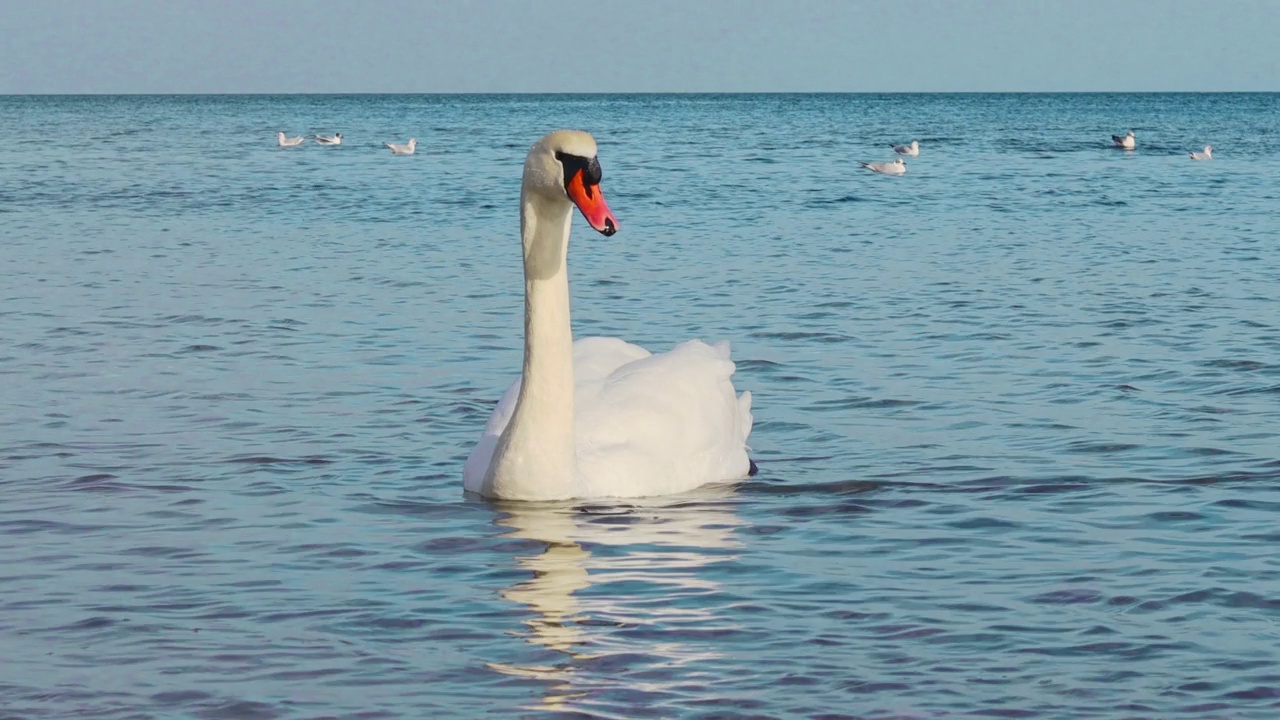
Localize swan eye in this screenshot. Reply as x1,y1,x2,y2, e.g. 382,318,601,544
555,151,603,196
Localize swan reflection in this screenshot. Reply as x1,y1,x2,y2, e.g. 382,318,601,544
487,484,743,712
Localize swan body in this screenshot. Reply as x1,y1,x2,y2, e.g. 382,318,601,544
1189,145,1212,160
891,140,920,157
463,130,753,501
315,133,342,145
385,138,416,155
1112,130,1135,149
860,158,907,175
277,132,305,147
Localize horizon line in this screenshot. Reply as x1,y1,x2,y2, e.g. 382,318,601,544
4,89,1280,97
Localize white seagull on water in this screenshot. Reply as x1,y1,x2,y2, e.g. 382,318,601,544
860,158,907,175
277,132,305,147
1112,130,1136,150
315,133,343,146
1189,145,1213,161
891,140,920,157
384,138,416,155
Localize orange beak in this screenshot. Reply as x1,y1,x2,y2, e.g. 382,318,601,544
566,170,618,236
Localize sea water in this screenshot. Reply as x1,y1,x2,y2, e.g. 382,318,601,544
1,93,1279,718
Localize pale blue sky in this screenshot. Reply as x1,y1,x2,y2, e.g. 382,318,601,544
2,0,1276,93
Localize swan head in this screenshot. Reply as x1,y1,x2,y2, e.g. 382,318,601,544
524,130,617,236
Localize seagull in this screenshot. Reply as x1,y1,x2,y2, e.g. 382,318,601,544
277,132,305,147
384,138,416,155
860,158,907,175
891,140,920,157
1189,145,1213,161
1112,130,1136,150
315,133,343,146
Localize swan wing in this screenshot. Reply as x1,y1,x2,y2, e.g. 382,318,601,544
462,374,520,492
575,339,753,497
573,336,651,384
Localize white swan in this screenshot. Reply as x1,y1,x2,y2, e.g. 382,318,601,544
315,133,342,146
463,130,754,501
860,158,907,175
1189,145,1213,160
891,140,920,157
276,132,305,147
1112,130,1135,149
384,138,416,155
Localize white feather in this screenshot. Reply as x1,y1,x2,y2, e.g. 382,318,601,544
465,337,752,499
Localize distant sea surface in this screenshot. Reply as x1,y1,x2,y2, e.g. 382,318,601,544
2,93,1279,719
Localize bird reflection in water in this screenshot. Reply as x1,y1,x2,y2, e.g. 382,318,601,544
486,484,743,713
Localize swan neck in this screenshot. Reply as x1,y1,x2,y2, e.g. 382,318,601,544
521,192,575,388
487,190,577,499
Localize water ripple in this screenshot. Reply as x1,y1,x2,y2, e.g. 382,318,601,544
1,93,1279,719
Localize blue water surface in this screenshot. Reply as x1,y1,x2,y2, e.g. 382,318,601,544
1,93,1279,719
